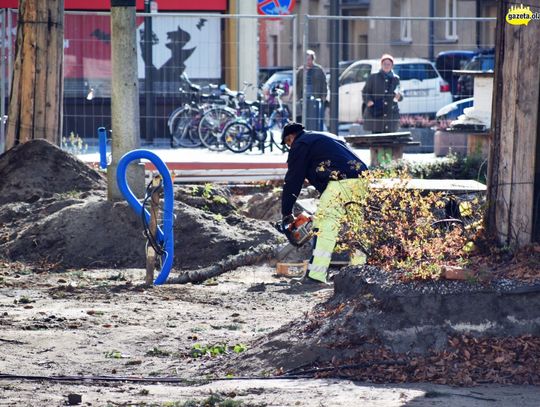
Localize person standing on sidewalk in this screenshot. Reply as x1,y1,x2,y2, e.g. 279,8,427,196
279,122,368,284
362,54,403,133
296,50,328,129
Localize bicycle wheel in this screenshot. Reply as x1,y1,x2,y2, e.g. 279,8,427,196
179,120,203,148
266,108,290,153
170,108,202,148
198,107,235,151
223,121,254,153
268,107,290,131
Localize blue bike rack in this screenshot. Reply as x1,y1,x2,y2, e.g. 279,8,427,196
116,150,174,285
98,127,108,169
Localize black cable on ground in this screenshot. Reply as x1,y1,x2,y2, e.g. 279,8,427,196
0,360,409,385
283,360,407,376
0,373,307,384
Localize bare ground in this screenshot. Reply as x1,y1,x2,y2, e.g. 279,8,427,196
2,264,540,407
1,140,540,405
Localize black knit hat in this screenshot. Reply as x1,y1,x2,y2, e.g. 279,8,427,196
281,122,304,145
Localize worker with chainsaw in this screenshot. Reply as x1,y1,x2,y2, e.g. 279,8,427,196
279,122,368,284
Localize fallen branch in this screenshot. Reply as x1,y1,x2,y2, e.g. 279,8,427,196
166,244,278,284
0,338,27,345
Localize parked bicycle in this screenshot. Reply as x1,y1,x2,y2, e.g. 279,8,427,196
168,75,243,150
167,73,225,148
197,84,252,151
222,87,290,153
168,83,206,148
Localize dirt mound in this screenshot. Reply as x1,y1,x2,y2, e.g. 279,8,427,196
0,140,281,270
241,186,319,221
0,194,280,270
218,266,540,385
0,139,106,205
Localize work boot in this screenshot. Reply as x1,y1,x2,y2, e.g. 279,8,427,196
291,273,331,286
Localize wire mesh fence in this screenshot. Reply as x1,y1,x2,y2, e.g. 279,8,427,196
302,14,495,154
0,9,496,155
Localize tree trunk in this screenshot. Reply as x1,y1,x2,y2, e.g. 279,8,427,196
5,0,64,149
487,0,540,247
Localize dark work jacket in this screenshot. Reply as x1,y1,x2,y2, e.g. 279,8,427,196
281,130,368,216
362,70,402,133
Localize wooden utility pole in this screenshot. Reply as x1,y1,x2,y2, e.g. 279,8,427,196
108,0,145,201
487,0,540,246
5,0,64,148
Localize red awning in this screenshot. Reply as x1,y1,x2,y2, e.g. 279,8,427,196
1,0,227,11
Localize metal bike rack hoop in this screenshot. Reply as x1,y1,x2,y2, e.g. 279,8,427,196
116,150,174,285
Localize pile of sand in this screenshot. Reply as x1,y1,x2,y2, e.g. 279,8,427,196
0,140,281,270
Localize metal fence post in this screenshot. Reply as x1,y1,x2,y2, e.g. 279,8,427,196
7,8,12,103
329,0,340,134
143,1,155,144
292,14,297,122
301,14,308,126
1,9,6,153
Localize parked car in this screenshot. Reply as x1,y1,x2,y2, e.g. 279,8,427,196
258,66,292,86
262,69,294,105
339,60,355,76
262,70,331,118
456,49,495,99
435,50,476,99
436,97,474,121
338,58,453,123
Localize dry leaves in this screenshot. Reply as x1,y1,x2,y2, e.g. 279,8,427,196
470,243,540,283
313,334,540,385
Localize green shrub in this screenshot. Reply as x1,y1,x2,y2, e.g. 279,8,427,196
323,170,484,280
382,153,487,183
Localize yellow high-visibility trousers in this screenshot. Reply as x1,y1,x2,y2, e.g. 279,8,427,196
307,178,366,282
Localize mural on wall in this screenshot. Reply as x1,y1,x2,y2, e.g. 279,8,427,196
139,25,195,84
136,16,221,83
51,13,221,96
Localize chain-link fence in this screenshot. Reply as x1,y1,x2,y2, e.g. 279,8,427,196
0,10,297,148
0,9,496,154
302,14,495,154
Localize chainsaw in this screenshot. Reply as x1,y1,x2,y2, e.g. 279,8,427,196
273,199,317,261
275,211,314,247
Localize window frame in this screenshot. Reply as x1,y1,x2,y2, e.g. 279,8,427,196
400,0,412,42
445,0,458,40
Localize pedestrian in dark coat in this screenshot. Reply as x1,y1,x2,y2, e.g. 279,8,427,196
296,50,328,129
362,54,403,133
296,50,328,102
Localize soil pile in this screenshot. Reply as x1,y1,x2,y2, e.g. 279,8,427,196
219,266,540,385
240,186,319,221
0,139,106,204
0,140,281,270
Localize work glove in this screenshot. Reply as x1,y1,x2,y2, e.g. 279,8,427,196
274,214,294,235
282,215,302,246
280,214,295,231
